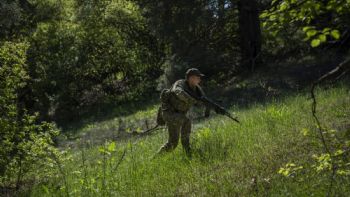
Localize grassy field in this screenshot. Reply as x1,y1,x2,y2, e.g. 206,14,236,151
25,82,350,196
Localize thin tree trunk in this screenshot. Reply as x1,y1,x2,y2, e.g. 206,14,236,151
218,0,225,20
237,0,262,72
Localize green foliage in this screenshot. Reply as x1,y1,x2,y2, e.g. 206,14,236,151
280,126,350,180
0,0,62,40
260,0,350,49
0,41,61,188
26,0,163,123
278,163,303,177
277,86,350,195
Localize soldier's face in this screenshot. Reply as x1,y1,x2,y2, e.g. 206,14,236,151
188,75,201,86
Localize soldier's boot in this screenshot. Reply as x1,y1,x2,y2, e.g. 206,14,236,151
181,118,192,158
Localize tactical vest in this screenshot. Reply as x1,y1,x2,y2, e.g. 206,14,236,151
156,80,204,125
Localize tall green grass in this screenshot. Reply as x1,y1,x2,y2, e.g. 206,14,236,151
28,84,350,196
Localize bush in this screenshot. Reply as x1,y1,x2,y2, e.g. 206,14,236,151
0,41,61,190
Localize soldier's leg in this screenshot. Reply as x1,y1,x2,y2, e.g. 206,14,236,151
158,123,180,153
180,117,192,156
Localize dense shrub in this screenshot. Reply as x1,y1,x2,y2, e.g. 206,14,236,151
0,42,60,188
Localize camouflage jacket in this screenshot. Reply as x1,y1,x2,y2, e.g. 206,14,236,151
166,79,205,113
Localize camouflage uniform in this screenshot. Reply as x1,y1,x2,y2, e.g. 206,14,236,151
158,79,207,155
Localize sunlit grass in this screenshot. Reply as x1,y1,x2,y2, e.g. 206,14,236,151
29,83,350,196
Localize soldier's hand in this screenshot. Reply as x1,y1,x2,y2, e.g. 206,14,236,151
214,106,226,115
204,108,210,117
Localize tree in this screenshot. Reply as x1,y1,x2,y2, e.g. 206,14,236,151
0,0,62,41
27,0,163,124
237,0,262,72
0,41,60,188
135,0,243,82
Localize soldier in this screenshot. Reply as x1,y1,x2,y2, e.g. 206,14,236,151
157,68,210,157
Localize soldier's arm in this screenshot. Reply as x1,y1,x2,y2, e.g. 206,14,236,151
172,81,197,104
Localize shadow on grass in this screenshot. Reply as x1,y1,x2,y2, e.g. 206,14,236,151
206,54,349,110
60,53,350,137
58,94,159,133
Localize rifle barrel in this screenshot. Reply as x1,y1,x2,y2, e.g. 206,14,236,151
183,89,240,124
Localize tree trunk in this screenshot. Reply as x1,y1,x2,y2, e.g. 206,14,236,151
218,0,225,20
237,0,262,72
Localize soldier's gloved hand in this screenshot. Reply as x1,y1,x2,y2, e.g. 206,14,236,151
197,96,205,101
204,108,210,118
215,106,226,115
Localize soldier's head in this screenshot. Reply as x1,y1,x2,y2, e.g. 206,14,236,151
185,68,204,87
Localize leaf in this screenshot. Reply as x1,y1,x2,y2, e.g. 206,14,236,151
302,26,315,32
322,27,331,33
287,163,296,167
334,149,344,156
269,14,277,21
306,29,317,38
262,21,268,28
108,141,116,152
337,170,350,176
42,185,50,194
301,128,309,136
99,147,105,153
318,34,327,42
260,12,269,18
303,36,310,41
280,2,289,11
314,3,321,11
311,39,321,47
330,30,340,40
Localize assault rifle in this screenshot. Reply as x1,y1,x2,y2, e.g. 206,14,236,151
183,89,240,124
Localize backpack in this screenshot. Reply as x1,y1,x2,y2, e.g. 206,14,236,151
156,106,165,126
156,88,171,126
160,88,171,103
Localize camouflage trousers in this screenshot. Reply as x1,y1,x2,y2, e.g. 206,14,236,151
158,110,191,155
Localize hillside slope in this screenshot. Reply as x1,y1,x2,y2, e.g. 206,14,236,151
26,81,350,196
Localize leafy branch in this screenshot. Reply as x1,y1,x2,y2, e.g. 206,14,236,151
310,58,350,196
